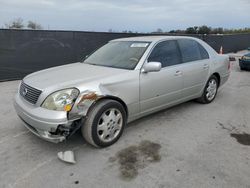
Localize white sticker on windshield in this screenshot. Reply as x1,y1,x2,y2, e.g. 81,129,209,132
130,43,149,48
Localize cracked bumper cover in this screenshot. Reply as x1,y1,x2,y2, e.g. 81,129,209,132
14,94,72,143
19,116,66,143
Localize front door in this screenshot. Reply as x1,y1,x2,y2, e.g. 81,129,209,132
140,40,183,114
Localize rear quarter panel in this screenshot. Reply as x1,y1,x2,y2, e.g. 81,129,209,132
197,38,230,86
210,54,230,86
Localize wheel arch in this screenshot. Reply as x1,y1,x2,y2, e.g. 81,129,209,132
212,72,221,87
88,95,128,118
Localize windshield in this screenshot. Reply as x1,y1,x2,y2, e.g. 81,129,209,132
84,41,150,70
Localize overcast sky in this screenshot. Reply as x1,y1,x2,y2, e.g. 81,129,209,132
0,0,250,32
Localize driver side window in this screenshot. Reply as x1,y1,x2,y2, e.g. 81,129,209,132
148,40,181,68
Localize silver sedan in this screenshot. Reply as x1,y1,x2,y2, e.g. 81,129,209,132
14,36,230,147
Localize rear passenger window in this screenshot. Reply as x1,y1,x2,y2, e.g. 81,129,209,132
198,43,209,59
178,39,209,63
148,40,181,68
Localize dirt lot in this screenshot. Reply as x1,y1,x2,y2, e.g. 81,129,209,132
0,55,250,188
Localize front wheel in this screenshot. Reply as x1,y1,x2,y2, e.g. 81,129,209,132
82,99,126,147
197,75,218,104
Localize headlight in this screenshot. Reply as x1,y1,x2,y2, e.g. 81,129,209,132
41,88,79,111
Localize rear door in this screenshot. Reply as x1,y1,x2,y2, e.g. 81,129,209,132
140,40,183,114
177,39,210,98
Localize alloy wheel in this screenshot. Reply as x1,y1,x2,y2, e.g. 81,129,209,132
97,108,123,142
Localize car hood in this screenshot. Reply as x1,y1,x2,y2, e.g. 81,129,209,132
23,62,128,90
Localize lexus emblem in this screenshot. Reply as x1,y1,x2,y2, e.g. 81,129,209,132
22,88,28,96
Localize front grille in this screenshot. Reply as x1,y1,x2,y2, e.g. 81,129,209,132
19,82,42,104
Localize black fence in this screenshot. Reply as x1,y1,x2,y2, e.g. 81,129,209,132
0,29,250,81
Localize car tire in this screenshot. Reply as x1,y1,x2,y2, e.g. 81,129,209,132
197,75,218,104
82,99,127,148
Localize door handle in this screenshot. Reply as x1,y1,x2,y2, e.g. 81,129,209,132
203,64,209,69
175,70,182,76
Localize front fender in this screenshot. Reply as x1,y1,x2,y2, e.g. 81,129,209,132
68,90,127,121
68,90,104,120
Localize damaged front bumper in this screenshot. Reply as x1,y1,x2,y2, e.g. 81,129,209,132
14,94,77,143
14,88,103,143
19,116,66,143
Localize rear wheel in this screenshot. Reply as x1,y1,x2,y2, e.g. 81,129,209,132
197,75,218,104
82,99,126,147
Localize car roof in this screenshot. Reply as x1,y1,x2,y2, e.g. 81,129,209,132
111,35,199,42
245,53,250,57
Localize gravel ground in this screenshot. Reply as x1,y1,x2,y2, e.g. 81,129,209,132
0,55,250,188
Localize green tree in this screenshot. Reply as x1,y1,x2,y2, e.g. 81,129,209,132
185,27,196,34
194,26,198,32
198,25,211,34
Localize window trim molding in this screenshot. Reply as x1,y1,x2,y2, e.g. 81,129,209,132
145,39,182,69
177,38,210,64
140,38,211,71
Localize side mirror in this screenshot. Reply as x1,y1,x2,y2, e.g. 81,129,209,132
142,62,162,73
